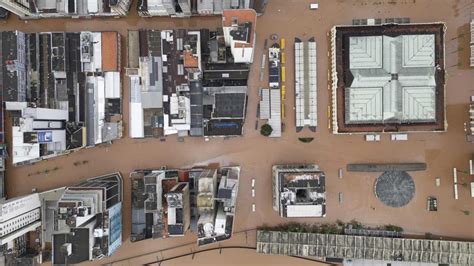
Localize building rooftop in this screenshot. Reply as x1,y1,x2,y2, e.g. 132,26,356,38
128,27,251,138
259,88,281,137
347,35,436,123
52,172,123,265
131,167,240,246
101,32,119,72
184,50,199,69
272,165,326,218
257,231,474,265
3,30,122,165
213,93,246,118
222,9,257,63
331,23,446,133
295,38,317,131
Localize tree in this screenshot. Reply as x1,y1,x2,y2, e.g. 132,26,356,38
260,124,273,137
461,210,471,216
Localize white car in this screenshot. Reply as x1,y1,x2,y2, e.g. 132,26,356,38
365,134,380,141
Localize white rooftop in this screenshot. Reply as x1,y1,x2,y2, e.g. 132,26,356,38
402,34,435,68
346,87,383,122
268,89,281,137
295,40,317,128
349,36,383,69
347,34,437,123
286,205,323,218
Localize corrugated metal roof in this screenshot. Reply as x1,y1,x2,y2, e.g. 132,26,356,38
259,88,270,119
295,40,317,128
268,89,281,137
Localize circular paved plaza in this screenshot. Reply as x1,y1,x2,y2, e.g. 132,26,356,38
375,171,415,208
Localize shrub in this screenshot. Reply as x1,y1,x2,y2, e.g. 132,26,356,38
298,137,314,143
384,224,404,233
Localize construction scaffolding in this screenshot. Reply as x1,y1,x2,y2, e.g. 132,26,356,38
256,231,473,265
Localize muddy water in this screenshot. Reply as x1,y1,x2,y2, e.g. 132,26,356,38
1,0,474,265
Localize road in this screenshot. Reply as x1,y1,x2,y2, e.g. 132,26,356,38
2,0,474,265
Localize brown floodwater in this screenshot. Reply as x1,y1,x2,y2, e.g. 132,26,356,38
1,0,474,265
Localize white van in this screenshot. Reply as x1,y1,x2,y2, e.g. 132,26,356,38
470,182,474,198
391,134,408,141
310,3,319,10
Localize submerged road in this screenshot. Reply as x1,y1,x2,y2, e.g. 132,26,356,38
1,0,474,265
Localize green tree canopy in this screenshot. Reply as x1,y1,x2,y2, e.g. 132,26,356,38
260,124,273,137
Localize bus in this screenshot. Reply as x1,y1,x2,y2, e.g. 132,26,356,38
280,38,285,50
281,66,286,83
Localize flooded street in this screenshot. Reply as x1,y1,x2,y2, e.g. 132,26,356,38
1,0,474,265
